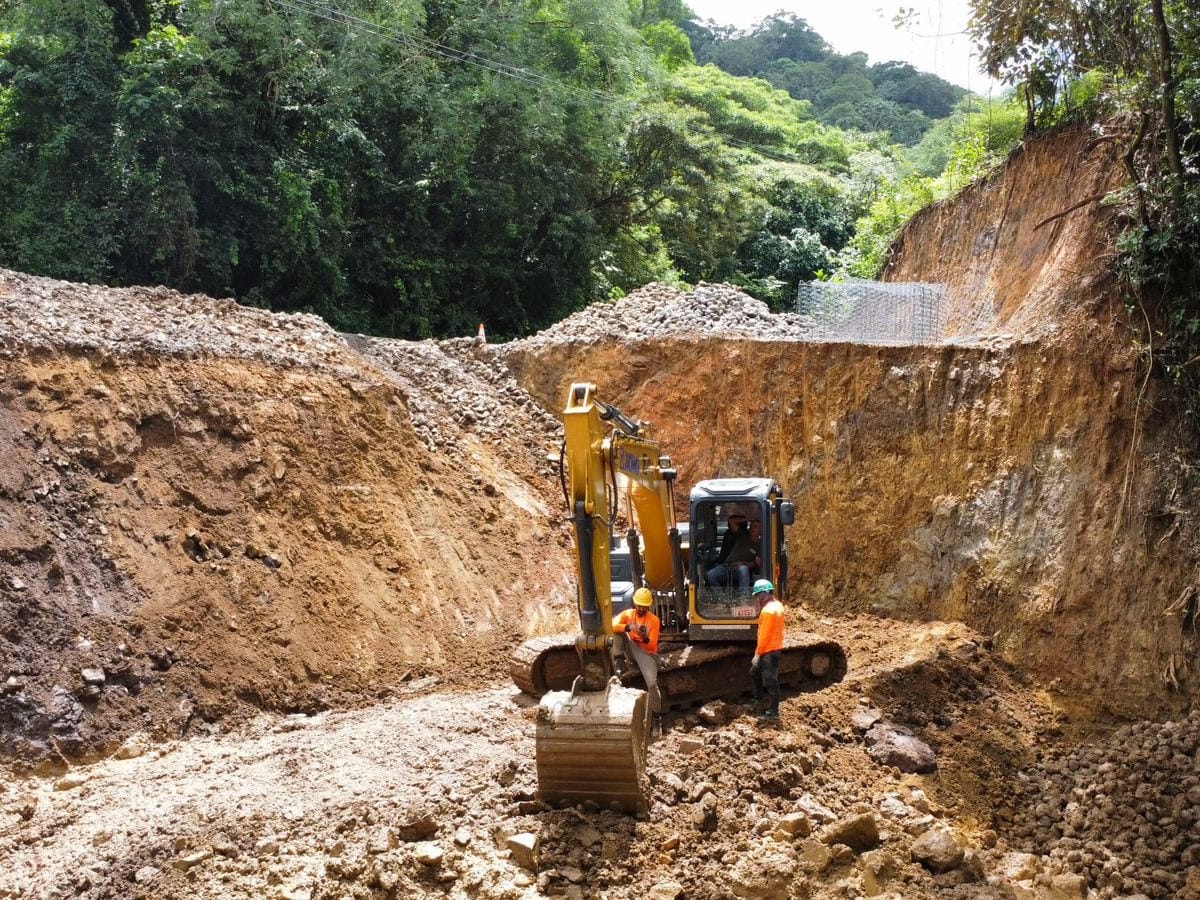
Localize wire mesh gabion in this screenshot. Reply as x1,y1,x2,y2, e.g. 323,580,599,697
795,279,995,346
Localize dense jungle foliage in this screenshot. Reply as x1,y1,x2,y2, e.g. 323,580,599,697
2,0,1194,349
0,0,982,337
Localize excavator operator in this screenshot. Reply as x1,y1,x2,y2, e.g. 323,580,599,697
613,588,662,712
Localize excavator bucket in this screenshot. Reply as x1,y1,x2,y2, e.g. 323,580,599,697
535,679,649,815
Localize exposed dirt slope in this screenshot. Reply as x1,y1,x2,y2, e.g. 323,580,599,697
0,273,578,761
500,128,1197,722
885,123,1129,339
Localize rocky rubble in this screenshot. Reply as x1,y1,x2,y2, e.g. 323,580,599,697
346,335,560,464
999,710,1200,899
509,282,816,346
0,269,354,373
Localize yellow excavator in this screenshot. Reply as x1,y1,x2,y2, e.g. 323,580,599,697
514,383,846,814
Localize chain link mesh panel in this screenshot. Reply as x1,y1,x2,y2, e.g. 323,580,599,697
795,279,996,345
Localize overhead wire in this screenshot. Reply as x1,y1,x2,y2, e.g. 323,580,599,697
267,0,815,164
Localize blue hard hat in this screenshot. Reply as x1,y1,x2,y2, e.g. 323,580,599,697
752,579,774,595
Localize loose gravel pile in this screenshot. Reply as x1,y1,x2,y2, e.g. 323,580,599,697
0,270,353,373
346,335,560,464
512,282,816,346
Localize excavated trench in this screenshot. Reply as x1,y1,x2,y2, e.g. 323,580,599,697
0,124,1198,899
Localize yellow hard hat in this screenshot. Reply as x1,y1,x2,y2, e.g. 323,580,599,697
633,588,653,608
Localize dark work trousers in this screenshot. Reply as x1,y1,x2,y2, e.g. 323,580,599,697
751,650,781,711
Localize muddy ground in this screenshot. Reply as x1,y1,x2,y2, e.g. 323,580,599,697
5,612,1175,900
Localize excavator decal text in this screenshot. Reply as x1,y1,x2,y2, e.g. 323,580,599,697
618,448,643,476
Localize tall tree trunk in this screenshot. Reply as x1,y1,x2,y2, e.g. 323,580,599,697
1150,0,1184,197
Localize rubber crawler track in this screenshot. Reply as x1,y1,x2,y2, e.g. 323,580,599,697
511,631,847,711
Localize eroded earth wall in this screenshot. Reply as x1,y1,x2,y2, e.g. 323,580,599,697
501,126,1198,722
504,335,1194,719
0,279,578,761
1,125,1195,768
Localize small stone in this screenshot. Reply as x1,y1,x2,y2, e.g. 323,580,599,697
413,842,444,866
907,788,932,813
676,737,704,755
910,828,964,873
658,772,685,800
172,849,213,870
647,881,685,899
506,832,539,871
696,701,731,725
851,708,883,732
396,814,437,842
866,723,937,773
773,812,813,840
819,812,880,853
572,823,602,847
453,827,472,847
133,866,159,884
1048,873,1086,898
367,827,395,854
54,772,88,791
113,732,151,760
81,667,105,685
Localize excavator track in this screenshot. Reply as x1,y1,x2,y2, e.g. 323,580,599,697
509,634,582,696
511,631,847,710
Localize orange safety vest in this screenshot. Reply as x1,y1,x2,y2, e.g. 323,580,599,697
756,598,785,656
613,608,661,654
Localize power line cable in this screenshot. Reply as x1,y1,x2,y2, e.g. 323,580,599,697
268,0,816,164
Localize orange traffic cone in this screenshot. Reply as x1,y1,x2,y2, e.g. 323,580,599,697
476,322,487,345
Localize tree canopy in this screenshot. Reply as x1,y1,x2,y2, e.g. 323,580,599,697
0,0,980,336
689,13,966,145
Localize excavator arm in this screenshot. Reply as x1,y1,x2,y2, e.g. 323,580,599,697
535,383,678,814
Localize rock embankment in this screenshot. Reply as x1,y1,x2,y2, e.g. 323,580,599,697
509,282,815,346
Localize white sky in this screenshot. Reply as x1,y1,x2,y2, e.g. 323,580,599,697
686,0,1001,93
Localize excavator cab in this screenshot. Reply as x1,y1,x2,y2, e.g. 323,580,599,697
688,479,794,640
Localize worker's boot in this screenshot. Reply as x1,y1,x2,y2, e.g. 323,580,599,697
758,689,780,720
750,693,767,712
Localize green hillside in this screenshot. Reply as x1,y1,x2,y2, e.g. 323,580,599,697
4,0,1191,345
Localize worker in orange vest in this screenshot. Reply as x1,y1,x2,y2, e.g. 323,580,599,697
749,579,784,720
613,588,661,713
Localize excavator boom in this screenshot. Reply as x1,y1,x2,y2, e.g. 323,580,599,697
532,383,673,813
